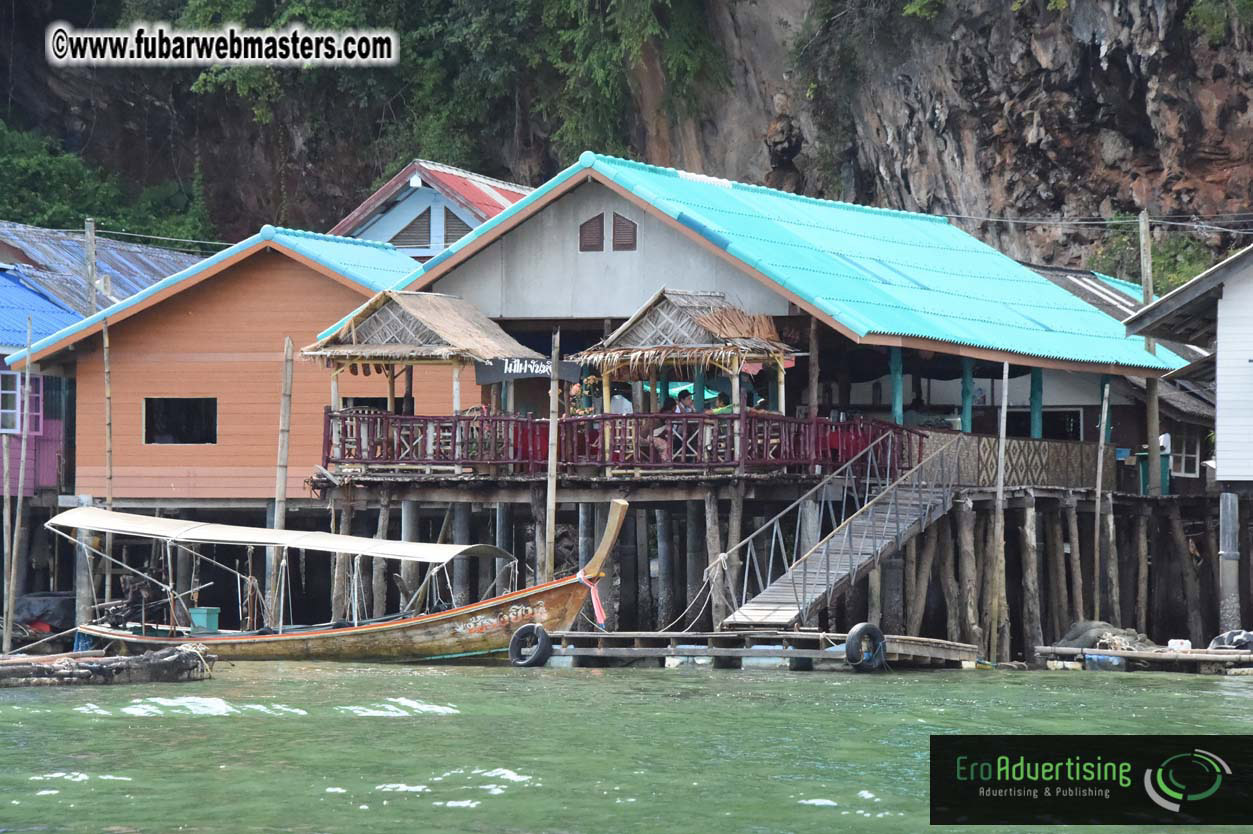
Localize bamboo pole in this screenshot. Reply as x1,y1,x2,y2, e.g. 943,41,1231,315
1,424,9,653
1103,496,1121,626
1140,210,1162,497
1092,379,1109,620
3,320,33,653
989,361,1009,661
268,337,293,616
543,330,560,582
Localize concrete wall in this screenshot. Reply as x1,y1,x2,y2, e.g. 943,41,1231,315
1217,265,1253,481
429,181,790,319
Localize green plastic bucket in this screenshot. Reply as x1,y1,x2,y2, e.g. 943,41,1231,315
188,606,220,634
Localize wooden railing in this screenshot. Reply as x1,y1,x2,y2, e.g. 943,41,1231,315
323,408,921,476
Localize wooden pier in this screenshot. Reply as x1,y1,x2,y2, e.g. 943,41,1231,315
1036,644,1253,676
546,630,977,671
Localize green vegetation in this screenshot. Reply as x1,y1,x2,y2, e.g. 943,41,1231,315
122,0,725,168
1185,0,1253,44
1088,214,1223,292
0,119,215,249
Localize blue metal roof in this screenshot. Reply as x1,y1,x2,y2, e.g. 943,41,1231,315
0,267,81,348
392,152,1180,373
7,225,419,367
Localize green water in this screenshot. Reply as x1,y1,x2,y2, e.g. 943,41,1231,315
2,664,1252,834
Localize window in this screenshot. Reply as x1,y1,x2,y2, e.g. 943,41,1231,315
1006,408,1083,441
612,213,637,251
144,398,217,444
0,372,42,436
1170,423,1202,478
390,208,431,248
579,214,604,251
444,208,471,245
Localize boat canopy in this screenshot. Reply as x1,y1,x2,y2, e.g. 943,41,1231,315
47,507,507,564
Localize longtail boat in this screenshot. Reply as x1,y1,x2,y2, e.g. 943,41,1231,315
51,500,627,662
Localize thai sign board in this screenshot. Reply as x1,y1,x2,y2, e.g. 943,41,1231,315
474,358,581,384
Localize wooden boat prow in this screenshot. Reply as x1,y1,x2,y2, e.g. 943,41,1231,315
68,499,630,662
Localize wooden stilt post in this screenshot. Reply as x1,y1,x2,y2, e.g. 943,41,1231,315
1019,491,1043,665
990,360,1009,662
685,500,705,629
1135,511,1150,634
655,508,675,625
1064,494,1085,623
703,490,725,627
101,314,113,603
578,504,593,568
937,515,961,642
618,508,637,631
956,497,981,647
726,483,745,611
494,502,513,593
1140,210,1162,498
1029,368,1043,439
1046,509,1069,640
907,525,938,636
868,564,882,627
1168,502,1204,646
372,489,391,618
332,502,353,621
452,503,471,606
881,555,905,635
400,500,420,601
635,509,652,630
1103,495,1121,627
904,538,918,634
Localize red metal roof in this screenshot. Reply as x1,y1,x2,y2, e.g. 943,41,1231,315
329,160,531,236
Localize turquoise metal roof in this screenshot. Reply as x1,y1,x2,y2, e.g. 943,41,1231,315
391,153,1180,372
8,225,419,367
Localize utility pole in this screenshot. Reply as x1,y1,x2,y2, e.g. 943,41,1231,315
543,329,560,582
85,218,97,314
1139,210,1161,497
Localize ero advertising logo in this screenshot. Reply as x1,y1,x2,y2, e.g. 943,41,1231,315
931,735,1252,825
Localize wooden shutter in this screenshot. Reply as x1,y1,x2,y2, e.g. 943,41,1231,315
390,208,431,247
612,212,637,251
444,208,472,244
579,214,604,251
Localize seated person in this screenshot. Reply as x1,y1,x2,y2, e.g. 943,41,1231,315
652,397,675,459
711,392,735,414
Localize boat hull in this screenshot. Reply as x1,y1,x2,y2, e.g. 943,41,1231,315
78,576,589,662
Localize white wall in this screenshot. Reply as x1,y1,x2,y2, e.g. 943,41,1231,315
1217,266,1253,480
848,368,1127,409
355,188,479,259
429,181,790,319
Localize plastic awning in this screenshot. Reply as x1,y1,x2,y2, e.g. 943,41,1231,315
47,507,506,564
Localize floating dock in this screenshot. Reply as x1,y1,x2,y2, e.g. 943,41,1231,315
546,630,977,671
1036,645,1253,676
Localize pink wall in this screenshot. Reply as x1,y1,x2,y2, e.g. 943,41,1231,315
0,417,63,497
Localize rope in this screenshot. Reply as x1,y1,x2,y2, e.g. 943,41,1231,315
175,642,213,678
657,579,714,633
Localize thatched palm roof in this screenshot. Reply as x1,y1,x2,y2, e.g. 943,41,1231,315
303,291,542,364
571,288,795,374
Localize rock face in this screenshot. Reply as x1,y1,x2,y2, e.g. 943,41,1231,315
1,0,1248,266
809,0,1252,263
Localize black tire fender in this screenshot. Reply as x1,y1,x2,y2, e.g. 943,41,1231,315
508,623,553,667
846,622,886,672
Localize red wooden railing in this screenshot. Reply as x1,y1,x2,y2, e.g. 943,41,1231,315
323,408,923,476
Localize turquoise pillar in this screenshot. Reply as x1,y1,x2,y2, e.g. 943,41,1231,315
693,367,706,411
960,358,974,433
767,372,780,412
890,347,904,425
1030,368,1043,439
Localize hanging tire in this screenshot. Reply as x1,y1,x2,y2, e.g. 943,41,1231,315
508,624,553,667
846,622,886,673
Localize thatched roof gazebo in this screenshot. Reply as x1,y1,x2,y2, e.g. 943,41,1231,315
570,288,797,412
304,290,543,412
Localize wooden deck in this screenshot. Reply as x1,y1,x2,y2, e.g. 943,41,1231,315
547,630,976,670
1036,645,1253,675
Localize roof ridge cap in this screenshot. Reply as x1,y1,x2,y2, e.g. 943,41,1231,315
580,151,951,225
262,225,398,251
414,159,534,193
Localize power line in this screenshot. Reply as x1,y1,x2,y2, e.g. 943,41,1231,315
945,213,1253,235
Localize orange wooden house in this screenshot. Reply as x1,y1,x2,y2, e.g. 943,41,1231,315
7,225,469,507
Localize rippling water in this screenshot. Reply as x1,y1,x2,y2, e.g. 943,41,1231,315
2,663,1251,833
